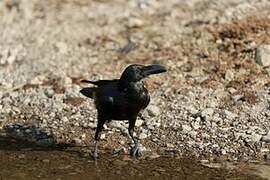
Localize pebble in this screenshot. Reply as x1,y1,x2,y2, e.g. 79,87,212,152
225,69,234,81
148,152,160,159
44,88,54,98
166,143,174,148
201,108,214,119
139,132,148,139
72,138,82,145
88,122,96,129
100,134,106,140
255,45,270,66
147,105,161,117
261,131,270,143
182,124,192,134
136,119,144,127
62,117,68,123
224,110,237,120
128,18,144,28
42,159,50,163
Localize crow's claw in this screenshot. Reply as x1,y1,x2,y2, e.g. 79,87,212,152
130,145,143,157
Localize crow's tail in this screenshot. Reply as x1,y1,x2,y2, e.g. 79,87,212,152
80,80,98,85
81,79,118,86
80,87,96,99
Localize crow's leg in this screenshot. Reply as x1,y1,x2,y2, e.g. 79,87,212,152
138,112,146,121
93,118,106,160
128,118,142,157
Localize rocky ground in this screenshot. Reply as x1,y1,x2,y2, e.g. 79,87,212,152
0,0,270,164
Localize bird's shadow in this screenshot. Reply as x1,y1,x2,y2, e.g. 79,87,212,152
0,123,88,157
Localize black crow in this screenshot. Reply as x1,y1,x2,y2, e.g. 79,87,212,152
80,64,166,159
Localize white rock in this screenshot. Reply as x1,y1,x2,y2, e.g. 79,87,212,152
139,132,148,139
261,131,270,143
62,117,68,123
30,75,46,84
192,122,200,130
128,18,144,28
182,124,192,134
250,133,262,142
135,119,144,127
88,122,96,129
255,45,270,66
81,134,86,140
147,105,161,117
100,134,106,140
166,143,174,148
225,69,234,81
60,76,72,87
224,110,237,120
232,94,244,101
201,108,214,118
44,88,54,98
72,138,82,145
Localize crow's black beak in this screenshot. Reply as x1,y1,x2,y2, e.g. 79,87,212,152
143,64,167,77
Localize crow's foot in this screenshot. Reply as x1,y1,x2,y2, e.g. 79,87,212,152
130,144,143,157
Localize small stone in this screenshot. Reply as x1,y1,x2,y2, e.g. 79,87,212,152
82,123,88,128
100,134,106,140
182,124,192,134
149,152,160,159
18,154,25,159
25,129,32,133
81,134,86,140
224,110,237,120
72,138,82,145
200,159,209,164
225,69,234,81
135,119,144,127
147,105,161,117
192,122,200,130
221,149,227,155
232,94,244,102
255,45,270,66
128,18,144,28
261,148,270,153
88,122,96,129
261,131,270,143
30,75,46,84
139,132,148,139
188,130,197,138
201,108,214,118
62,117,68,123
166,143,174,148
61,76,72,87
41,159,50,163
44,88,54,98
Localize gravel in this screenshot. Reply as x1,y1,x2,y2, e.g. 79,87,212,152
0,0,270,162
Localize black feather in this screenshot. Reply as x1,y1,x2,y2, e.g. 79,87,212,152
80,87,96,99
81,79,118,86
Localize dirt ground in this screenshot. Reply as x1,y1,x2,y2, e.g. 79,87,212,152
0,0,270,179
0,136,264,180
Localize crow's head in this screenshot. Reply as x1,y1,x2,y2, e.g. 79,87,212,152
120,64,166,82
